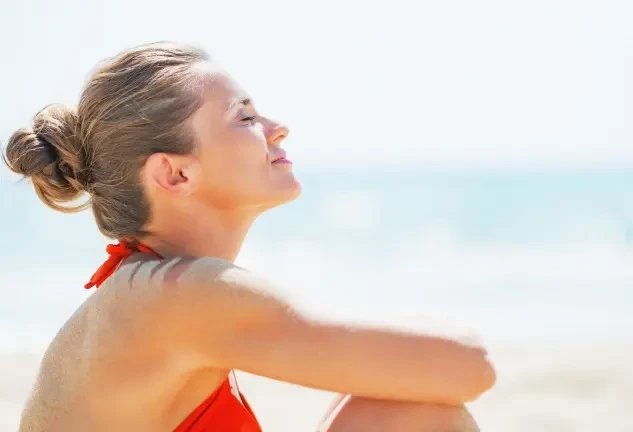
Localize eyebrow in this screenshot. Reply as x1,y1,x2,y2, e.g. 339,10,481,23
227,97,252,113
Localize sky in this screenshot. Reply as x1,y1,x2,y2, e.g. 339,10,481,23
1,0,633,352
1,0,632,171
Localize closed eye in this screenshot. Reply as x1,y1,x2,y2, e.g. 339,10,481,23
241,116,257,124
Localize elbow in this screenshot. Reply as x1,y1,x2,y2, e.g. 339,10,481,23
452,350,497,404
435,341,497,406
464,352,497,402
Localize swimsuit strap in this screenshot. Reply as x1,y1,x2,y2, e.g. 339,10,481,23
84,241,161,289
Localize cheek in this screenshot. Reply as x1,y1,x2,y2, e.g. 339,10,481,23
224,131,269,183
198,132,270,202
223,128,266,164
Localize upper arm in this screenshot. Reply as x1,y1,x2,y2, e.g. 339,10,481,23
108,256,295,364
111,256,495,405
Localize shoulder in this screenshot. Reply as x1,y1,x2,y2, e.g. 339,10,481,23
93,255,296,361
106,255,244,291
102,255,279,308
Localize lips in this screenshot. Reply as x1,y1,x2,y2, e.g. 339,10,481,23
272,157,292,164
271,152,292,164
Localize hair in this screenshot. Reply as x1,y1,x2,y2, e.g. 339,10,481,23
3,42,209,239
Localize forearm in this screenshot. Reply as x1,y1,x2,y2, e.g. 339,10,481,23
135,258,495,404
239,316,496,405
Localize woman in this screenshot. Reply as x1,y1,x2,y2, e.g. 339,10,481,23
4,42,495,431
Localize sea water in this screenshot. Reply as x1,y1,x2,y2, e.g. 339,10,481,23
1,168,632,352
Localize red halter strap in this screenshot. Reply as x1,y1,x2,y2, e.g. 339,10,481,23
84,241,160,289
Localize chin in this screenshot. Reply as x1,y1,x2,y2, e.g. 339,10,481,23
261,180,302,211
285,177,302,200
280,181,303,204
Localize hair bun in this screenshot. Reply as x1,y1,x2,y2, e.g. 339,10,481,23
3,104,89,213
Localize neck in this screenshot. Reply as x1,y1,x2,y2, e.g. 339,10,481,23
141,205,257,262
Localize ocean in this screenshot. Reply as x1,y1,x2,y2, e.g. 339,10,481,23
1,168,632,430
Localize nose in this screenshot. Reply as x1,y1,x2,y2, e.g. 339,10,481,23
266,120,289,147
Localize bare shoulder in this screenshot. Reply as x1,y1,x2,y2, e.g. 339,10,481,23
18,257,269,431
95,256,296,365
104,255,292,317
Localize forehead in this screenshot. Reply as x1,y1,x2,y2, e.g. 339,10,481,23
189,66,249,142
194,63,249,111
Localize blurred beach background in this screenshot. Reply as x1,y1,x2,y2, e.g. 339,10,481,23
2,0,633,430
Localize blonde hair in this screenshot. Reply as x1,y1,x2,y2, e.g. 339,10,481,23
4,42,209,238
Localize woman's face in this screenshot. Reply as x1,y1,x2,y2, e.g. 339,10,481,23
188,66,301,213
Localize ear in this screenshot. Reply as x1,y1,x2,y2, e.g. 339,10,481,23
143,153,200,196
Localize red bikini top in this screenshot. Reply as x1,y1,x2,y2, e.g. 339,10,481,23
86,241,262,431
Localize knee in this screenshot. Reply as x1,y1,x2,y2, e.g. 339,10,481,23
320,396,479,432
